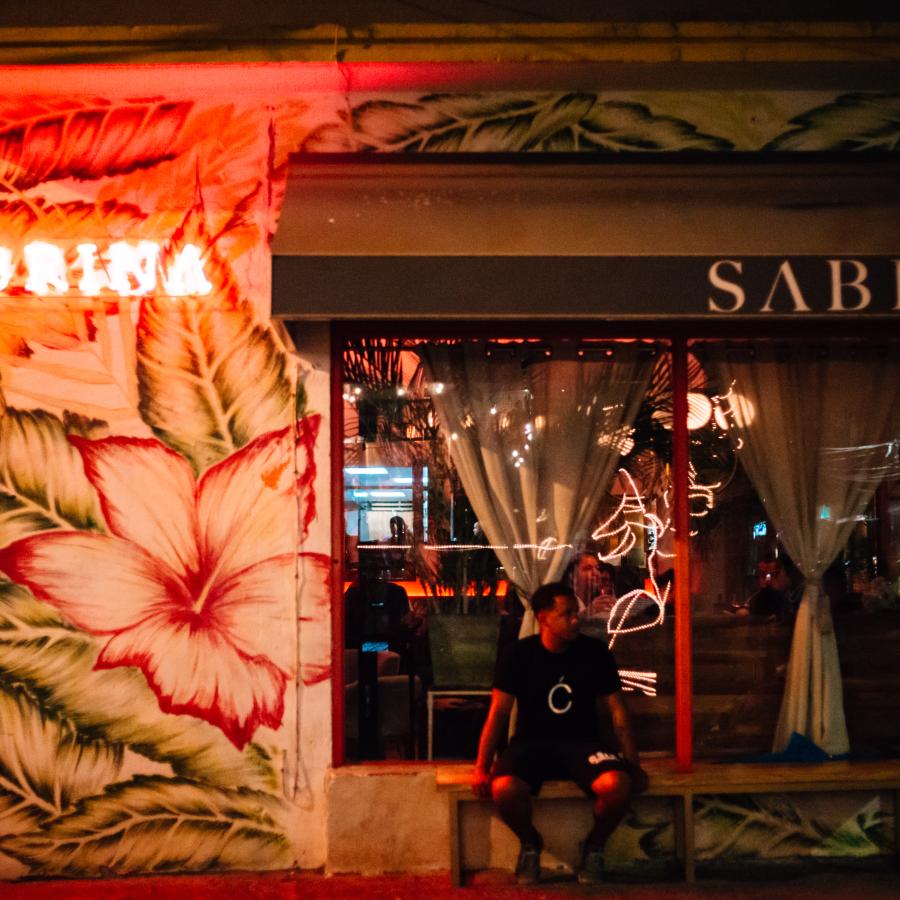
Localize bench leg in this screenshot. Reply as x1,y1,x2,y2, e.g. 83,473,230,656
448,794,463,887
895,789,900,862
683,793,695,883
672,792,695,882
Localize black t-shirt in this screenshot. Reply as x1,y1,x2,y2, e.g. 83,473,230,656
493,634,622,741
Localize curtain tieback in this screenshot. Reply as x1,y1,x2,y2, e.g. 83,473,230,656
806,578,833,635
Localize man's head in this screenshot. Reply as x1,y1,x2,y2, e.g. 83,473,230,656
389,516,407,540
757,554,790,591
531,582,580,646
568,553,615,599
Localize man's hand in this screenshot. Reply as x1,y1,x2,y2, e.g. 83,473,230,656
629,763,649,795
471,689,513,799
471,765,492,799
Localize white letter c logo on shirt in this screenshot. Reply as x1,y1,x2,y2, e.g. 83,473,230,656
547,678,573,715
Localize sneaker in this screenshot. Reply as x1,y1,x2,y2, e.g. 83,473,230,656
515,843,541,885
576,842,605,885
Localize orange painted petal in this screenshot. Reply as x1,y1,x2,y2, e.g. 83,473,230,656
197,427,296,583
298,552,332,687
208,553,297,674
0,531,185,633
70,436,199,579
97,614,286,749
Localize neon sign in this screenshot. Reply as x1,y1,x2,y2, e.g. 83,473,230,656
0,241,212,298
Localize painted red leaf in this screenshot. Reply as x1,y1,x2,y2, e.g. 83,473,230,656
296,414,321,542
158,201,242,308
0,98,193,190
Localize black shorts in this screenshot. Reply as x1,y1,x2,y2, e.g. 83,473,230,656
492,737,630,796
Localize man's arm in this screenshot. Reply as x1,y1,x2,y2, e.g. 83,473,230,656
471,688,515,797
603,690,649,794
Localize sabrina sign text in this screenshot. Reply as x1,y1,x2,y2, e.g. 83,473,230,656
0,241,212,298
708,258,900,313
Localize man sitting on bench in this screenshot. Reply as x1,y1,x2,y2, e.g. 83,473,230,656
471,581,648,885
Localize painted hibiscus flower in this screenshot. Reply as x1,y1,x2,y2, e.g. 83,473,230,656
0,418,328,749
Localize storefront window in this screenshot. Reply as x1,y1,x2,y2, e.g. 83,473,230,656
690,340,900,759
341,337,675,761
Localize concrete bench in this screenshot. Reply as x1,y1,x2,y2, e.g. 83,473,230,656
436,758,900,886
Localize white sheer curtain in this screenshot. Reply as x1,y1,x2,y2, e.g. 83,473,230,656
424,343,654,636
716,343,900,755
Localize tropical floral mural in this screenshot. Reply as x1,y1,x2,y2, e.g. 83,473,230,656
0,79,896,881
298,90,900,154
0,92,330,879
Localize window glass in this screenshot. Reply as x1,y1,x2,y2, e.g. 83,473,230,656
341,337,675,762
690,340,900,759
837,471,900,757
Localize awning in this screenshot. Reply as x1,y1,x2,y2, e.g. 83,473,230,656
272,158,900,319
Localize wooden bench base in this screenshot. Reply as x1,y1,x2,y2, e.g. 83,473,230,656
436,759,900,887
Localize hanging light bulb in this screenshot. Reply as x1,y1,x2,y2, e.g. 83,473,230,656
651,393,713,431
687,393,713,430
729,391,756,427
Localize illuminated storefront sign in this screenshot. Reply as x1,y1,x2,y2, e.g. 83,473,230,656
706,258,900,314
275,256,900,318
0,241,212,298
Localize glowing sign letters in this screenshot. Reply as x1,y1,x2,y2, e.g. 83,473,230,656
0,241,212,298
707,258,900,314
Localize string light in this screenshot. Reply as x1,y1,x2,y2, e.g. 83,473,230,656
588,468,674,649
712,385,756,428
536,537,574,560
357,542,577,553
619,670,658,697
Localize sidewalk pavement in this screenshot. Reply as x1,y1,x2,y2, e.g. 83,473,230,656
3,863,898,900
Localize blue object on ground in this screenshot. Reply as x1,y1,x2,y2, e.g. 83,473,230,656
723,732,848,764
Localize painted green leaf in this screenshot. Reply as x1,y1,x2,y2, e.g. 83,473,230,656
0,408,105,546
61,411,110,440
1,775,292,875
136,297,294,473
0,681,122,836
577,100,733,152
0,583,277,792
695,795,829,860
817,798,887,857
765,93,900,151
302,92,732,153
271,319,307,418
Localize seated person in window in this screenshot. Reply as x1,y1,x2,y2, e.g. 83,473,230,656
345,554,411,653
380,515,410,576
565,553,618,632
748,553,802,619
823,559,856,614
